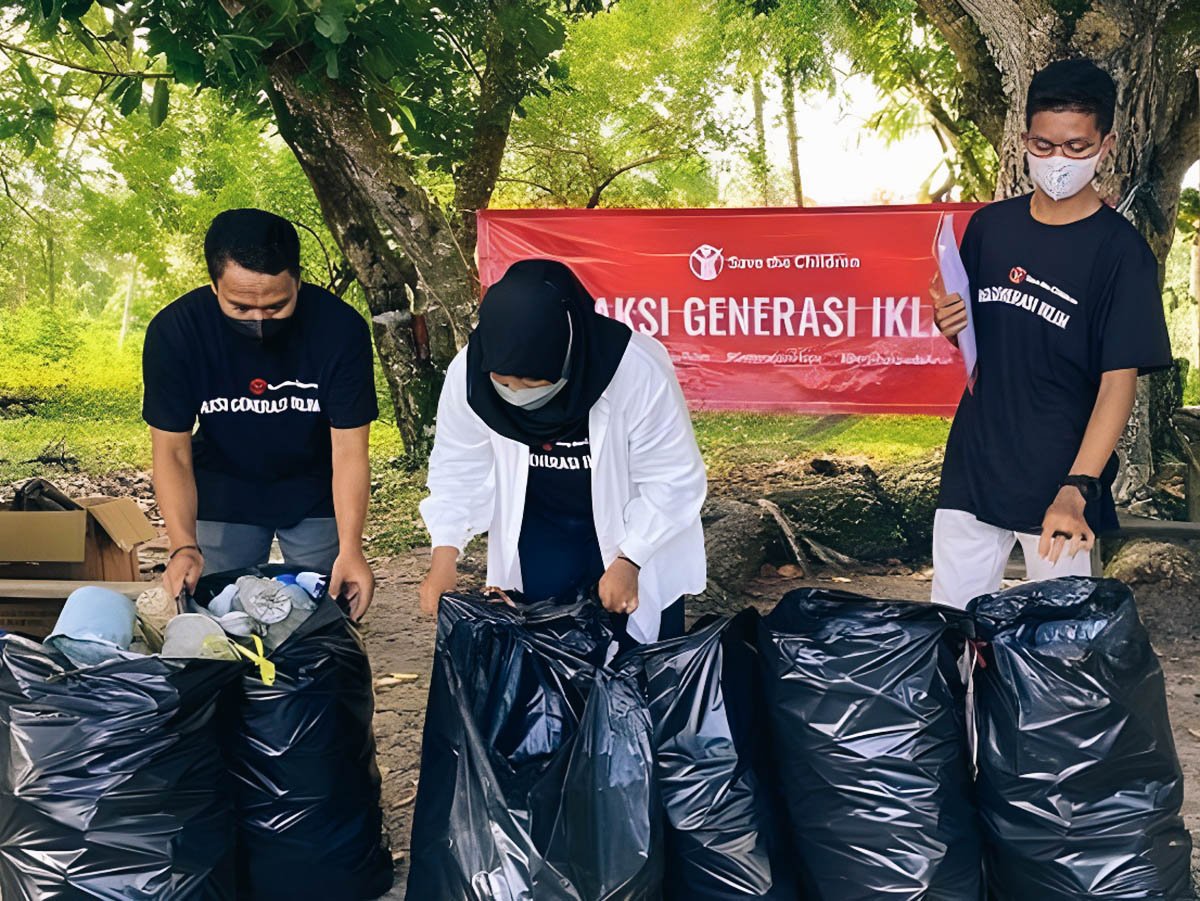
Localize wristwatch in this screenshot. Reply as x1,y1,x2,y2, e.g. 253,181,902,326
1061,474,1102,504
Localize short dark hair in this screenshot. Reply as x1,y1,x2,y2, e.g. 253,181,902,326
1026,59,1117,135
204,208,301,282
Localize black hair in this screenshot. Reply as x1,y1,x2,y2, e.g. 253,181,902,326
204,208,301,282
1026,59,1117,135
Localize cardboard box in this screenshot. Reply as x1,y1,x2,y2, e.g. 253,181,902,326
0,496,158,582
0,579,149,639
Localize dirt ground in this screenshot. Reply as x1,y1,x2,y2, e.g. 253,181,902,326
363,556,1200,898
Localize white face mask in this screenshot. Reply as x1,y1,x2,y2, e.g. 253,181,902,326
492,315,572,410
493,377,568,410
1027,151,1101,202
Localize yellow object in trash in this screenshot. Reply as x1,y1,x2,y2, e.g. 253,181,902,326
233,634,277,686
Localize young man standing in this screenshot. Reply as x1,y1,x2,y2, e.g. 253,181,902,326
931,59,1172,608
143,209,379,618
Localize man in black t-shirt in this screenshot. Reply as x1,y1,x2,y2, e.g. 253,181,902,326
143,209,379,618
929,60,1172,608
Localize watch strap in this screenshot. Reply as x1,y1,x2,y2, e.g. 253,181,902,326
1062,474,1102,503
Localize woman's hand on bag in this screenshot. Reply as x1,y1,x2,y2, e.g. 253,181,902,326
420,547,459,616
599,557,639,615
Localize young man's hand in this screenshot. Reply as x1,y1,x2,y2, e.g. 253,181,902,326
930,275,968,342
598,557,639,615
419,547,458,616
164,547,203,600
1038,486,1094,564
329,550,375,621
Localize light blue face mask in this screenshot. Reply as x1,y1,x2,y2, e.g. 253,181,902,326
492,316,573,411
48,586,137,649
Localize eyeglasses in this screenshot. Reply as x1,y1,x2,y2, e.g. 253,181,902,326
1023,134,1100,159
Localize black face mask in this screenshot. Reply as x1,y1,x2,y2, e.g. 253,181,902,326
223,315,293,342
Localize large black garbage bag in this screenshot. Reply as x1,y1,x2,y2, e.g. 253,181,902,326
193,566,393,901
758,589,982,901
406,592,662,900
0,635,242,900
968,577,1193,900
618,609,797,900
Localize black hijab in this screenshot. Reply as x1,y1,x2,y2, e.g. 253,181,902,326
466,259,632,445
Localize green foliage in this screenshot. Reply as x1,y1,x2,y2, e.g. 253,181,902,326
496,0,725,208
1179,188,1199,246
829,0,998,200
718,0,837,203
7,0,605,177
1164,223,1199,402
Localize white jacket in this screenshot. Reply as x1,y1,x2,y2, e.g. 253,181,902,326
420,332,707,642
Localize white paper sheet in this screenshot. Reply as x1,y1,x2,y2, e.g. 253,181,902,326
934,212,977,391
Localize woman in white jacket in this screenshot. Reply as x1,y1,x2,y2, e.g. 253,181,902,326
418,258,707,643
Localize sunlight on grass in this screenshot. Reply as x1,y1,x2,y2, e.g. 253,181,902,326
693,413,948,480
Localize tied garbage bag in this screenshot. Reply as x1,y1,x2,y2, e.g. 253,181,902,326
758,590,982,901
618,610,796,900
192,567,393,901
406,592,662,900
968,578,1193,900
0,635,241,900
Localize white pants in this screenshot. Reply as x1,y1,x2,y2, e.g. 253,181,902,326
931,508,1093,610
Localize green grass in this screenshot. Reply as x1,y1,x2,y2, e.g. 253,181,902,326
694,413,948,480
0,409,950,553
0,418,151,482
0,305,949,552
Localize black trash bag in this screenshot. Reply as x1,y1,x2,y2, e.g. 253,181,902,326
407,592,662,900
968,577,1193,900
616,609,797,900
193,566,393,901
758,589,982,901
0,635,242,900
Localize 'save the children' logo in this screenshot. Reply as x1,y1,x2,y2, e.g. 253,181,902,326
689,245,724,281
1010,266,1027,284
249,378,268,396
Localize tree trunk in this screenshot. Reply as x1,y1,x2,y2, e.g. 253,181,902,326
780,59,804,206
751,70,771,205
917,0,1200,506
265,55,476,461
451,3,524,254
118,258,137,350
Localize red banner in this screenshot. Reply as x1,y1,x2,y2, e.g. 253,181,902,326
477,204,983,415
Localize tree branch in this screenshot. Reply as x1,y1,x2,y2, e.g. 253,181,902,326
0,169,45,230
1161,71,1200,184
497,175,567,202
451,5,527,249
63,80,107,158
586,153,670,208
509,140,592,159
435,23,484,87
910,0,1007,147
0,37,171,79
292,219,337,287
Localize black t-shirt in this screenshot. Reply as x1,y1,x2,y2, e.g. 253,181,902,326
142,283,378,528
518,424,604,603
938,195,1172,533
